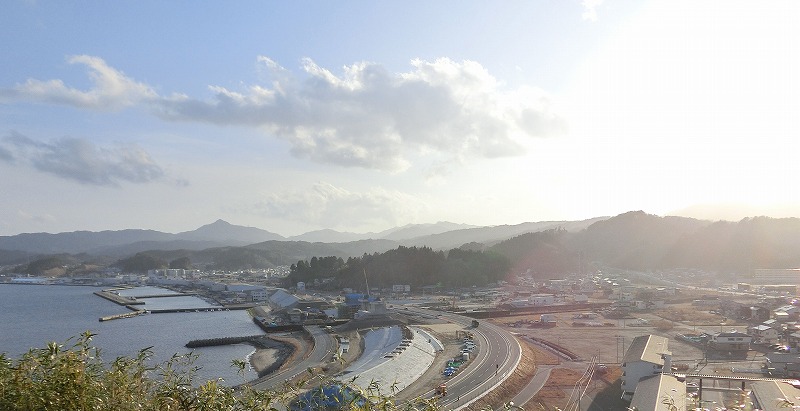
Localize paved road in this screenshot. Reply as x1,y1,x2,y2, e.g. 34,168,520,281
406,308,522,410
249,326,336,391
508,365,554,407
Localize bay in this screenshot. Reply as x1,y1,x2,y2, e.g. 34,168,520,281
0,284,262,385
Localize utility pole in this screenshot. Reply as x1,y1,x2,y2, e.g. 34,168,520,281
363,268,369,297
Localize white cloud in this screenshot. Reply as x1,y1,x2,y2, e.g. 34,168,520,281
581,0,604,21
0,131,167,186
251,182,424,230
2,55,567,172
16,210,56,224
0,55,156,110
157,57,566,171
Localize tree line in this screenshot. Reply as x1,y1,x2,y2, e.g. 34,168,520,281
287,246,511,290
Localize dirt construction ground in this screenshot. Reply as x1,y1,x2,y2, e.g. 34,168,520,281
489,302,766,410
495,312,701,366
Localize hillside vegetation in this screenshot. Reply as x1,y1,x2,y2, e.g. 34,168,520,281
0,332,441,411
287,246,511,289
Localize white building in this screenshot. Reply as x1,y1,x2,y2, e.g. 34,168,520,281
529,294,556,305
250,288,269,302
749,324,780,344
621,335,672,401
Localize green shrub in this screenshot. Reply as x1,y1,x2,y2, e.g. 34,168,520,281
0,332,446,411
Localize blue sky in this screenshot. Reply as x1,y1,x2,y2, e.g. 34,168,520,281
2,1,800,236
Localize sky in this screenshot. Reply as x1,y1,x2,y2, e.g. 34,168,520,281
2,1,800,237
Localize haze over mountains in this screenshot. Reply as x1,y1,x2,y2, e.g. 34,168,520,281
6,211,800,280
0,218,600,259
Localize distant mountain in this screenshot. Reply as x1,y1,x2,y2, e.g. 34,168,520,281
288,229,371,243
0,220,282,257
488,211,800,280
20,212,800,279
380,222,478,241
401,218,606,249
287,222,479,243
669,202,800,222
178,219,283,243
0,229,175,255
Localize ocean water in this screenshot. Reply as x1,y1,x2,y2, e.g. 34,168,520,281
0,284,262,385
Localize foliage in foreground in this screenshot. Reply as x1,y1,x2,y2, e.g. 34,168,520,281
0,332,443,411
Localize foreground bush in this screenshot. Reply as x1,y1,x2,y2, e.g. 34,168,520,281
0,332,441,411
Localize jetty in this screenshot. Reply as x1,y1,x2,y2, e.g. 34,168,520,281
133,293,198,298
99,310,147,322
94,290,145,306
185,335,267,348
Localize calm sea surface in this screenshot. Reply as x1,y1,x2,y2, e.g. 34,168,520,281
0,284,262,385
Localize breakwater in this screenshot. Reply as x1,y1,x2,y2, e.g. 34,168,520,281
134,293,198,298
99,310,147,322
94,290,145,306
186,335,267,348
148,306,244,314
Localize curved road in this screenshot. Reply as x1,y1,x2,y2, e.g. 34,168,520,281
409,308,522,409
247,312,521,410
248,326,336,391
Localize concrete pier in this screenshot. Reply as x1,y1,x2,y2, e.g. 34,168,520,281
99,310,147,322
94,290,145,306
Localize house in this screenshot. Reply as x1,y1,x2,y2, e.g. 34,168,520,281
775,305,800,322
621,335,672,401
709,331,752,351
749,324,780,343
629,374,686,411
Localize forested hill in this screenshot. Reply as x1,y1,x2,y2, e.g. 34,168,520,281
286,246,511,290
285,211,800,290
489,211,800,278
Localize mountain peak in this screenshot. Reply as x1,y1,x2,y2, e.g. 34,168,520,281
179,220,283,243
207,219,231,226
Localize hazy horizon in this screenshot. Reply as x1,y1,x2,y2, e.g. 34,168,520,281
3,1,799,237
3,205,800,238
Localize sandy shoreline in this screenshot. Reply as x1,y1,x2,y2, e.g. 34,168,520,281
249,348,279,374
246,336,294,377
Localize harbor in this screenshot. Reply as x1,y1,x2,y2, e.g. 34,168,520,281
93,286,237,321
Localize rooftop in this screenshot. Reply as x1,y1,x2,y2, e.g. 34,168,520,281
751,381,800,411
629,374,686,411
716,331,751,337
623,335,671,365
